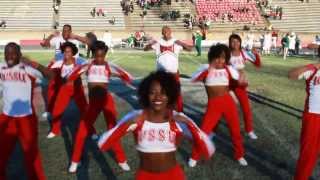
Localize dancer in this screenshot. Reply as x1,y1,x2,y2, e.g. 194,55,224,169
98,71,215,180
229,34,261,139
289,63,320,180
188,44,247,167
144,26,193,112
41,24,90,60
0,42,53,180
47,42,88,138
68,41,133,173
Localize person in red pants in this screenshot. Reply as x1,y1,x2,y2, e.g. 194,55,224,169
188,44,247,167
0,42,53,180
47,42,88,138
68,41,133,173
98,71,215,180
289,63,320,180
229,34,261,140
144,26,193,112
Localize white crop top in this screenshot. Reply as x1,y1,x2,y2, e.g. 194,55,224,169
87,64,110,83
230,55,245,70
61,64,74,78
191,65,239,86
136,120,178,153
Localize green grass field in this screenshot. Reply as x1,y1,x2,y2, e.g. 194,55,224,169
1,50,319,180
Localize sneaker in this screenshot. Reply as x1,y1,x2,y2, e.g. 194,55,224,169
238,157,248,166
248,131,258,140
47,132,57,139
118,161,130,171
68,162,79,173
188,158,197,167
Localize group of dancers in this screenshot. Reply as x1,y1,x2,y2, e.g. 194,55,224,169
0,24,318,180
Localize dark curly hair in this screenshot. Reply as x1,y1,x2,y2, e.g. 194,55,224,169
92,40,109,56
208,44,231,64
60,41,78,56
228,33,242,50
5,42,21,57
138,71,180,108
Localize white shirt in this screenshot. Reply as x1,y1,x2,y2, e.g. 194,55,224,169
0,62,42,117
136,120,178,153
87,64,110,83
50,35,80,56
230,55,246,70
152,38,183,73
299,69,320,114
50,60,87,78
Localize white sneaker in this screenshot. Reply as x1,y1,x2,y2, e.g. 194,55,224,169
68,162,79,173
118,161,130,171
238,157,248,166
248,131,258,140
47,132,57,139
188,158,197,167
91,134,99,140
41,112,50,119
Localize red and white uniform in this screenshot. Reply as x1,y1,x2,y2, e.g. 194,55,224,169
190,65,245,161
0,62,46,180
98,110,215,179
151,38,184,112
152,38,183,73
295,65,320,180
48,59,88,135
229,50,261,133
70,60,132,164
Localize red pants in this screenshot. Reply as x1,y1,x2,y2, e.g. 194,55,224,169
135,164,185,180
71,93,127,163
0,114,46,180
47,76,62,114
295,112,320,180
233,86,254,133
191,94,245,160
174,73,183,112
51,81,88,135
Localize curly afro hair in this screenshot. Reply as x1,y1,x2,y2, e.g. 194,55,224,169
208,44,231,64
92,40,109,56
138,71,180,108
60,41,78,56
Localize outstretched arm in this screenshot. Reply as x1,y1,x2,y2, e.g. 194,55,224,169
21,56,54,79
70,33,90,45
288,64,320,80
110,63,134,85
98,110,142,151
144,40,157,51
40,33,57,48
175,40,194,51
190,64,209,82
174,112,215,160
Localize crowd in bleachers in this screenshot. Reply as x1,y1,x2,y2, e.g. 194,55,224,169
196,0,262,24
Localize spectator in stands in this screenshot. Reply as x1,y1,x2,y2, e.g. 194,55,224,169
53,4,59,14
85,32,97,58
97,8,105,17
0,20,6,28
281,33,289,60
91,7,96,17
109,16,116,25
279,7,283,20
